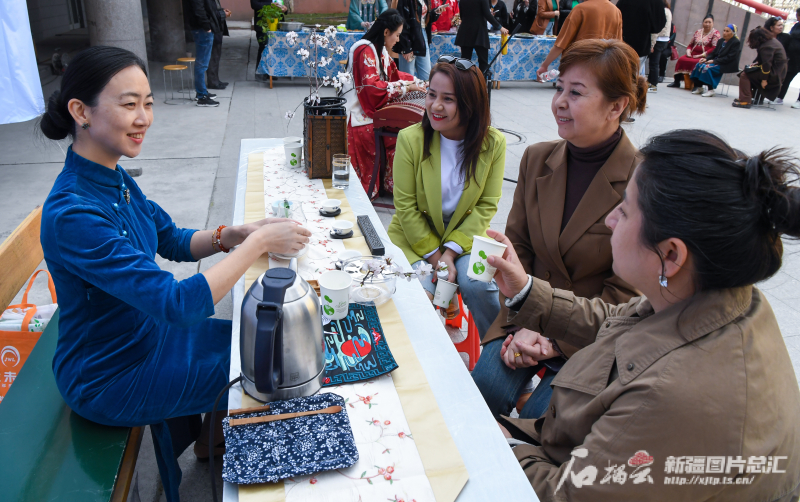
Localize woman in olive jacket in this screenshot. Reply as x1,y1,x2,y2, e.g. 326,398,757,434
489,129,800,501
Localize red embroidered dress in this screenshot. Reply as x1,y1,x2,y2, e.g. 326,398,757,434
674,28,721,75
345,42,415,199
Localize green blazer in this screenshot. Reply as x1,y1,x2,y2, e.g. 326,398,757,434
388,124,506,264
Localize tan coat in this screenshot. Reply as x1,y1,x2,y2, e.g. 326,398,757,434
554,0,622,51
502,279,800,501
483,132,639,349
531,0,559,36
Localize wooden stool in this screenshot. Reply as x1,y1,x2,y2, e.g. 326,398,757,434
176,57,196,99
162,65,191,105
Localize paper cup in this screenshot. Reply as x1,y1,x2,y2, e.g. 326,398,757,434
466,235,508,282
319,270,352,320
284,144,303,167
433,279,458,308
322,199,341,213
283,136,303,145
332,220,353,235
271,200,295,217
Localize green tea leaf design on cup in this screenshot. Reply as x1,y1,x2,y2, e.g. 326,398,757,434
323,305,335,315
473,250,488,274
324,295,332,303
290,159,297,166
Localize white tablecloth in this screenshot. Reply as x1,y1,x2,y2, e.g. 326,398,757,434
225,139,538,501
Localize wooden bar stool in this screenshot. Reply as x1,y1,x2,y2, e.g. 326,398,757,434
162,65,191,105
176,57,196,99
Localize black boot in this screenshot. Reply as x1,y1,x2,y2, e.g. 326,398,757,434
667,79,681,88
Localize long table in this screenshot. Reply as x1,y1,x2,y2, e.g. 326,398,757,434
224,138,537,501
257,31,555,83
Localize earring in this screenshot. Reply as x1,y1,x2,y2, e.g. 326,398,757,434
659,275,668,288
82,123,89,130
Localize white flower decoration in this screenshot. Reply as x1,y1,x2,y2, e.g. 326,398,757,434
364,259,383,273
286,31,298,46
319,56,331,68
324,26,338,39
437,261,448,271
335,45,345,55
296,48,310,60
414,262,434,279
322,76,332,86
284,111,295,120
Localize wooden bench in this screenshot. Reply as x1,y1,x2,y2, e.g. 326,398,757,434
0,206,142,502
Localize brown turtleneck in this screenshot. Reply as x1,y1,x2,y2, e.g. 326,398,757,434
561,127,623,232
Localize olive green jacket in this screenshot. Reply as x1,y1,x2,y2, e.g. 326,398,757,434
388,124,506,264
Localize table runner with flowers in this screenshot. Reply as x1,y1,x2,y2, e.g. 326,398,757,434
244,145,459,502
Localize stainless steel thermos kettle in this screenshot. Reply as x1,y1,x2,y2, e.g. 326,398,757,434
239,260,325,402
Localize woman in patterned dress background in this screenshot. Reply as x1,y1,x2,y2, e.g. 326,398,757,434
669,13,720,89
342,9,426,199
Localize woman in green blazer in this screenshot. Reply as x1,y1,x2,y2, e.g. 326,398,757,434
388,57,506,338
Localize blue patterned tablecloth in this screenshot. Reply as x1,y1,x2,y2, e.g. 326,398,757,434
257,31,556,81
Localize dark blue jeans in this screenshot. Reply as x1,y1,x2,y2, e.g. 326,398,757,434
472,336,557,420
191,29,215,97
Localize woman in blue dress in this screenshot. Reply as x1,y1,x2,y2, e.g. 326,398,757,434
38,46,311,499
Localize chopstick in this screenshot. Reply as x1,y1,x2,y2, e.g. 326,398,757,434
229,404,271,416
229,405,343,426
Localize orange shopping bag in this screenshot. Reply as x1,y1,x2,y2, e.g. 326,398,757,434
0,270,57,403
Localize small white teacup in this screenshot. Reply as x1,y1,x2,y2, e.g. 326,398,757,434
321,199,341,214
332,220,354,236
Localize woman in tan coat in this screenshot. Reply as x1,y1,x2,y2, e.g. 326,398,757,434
486,129,800,501
472,39,644,420
530,0,560,36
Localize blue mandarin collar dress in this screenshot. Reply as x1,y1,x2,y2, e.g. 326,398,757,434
41,147,232,501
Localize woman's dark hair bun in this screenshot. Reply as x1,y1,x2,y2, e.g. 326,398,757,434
636,130,800,290
37,45,147,142
742,148,800,237
40,90,72,140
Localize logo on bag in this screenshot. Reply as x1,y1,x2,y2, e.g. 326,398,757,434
1,346,20,367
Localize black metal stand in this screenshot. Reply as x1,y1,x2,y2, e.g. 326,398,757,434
484,25,522,108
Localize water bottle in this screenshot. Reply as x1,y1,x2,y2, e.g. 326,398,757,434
541,69,559,82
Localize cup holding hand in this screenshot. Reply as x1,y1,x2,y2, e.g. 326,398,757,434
485,229,529,299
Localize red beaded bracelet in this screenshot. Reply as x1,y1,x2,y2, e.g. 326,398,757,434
215,225,230,253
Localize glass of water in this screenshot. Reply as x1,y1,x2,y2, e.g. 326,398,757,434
332,154,350,189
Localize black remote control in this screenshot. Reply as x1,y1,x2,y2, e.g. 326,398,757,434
357,215,385,256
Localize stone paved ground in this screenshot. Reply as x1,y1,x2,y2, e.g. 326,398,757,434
2,28,800,501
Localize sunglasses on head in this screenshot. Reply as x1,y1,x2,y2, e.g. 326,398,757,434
437,55,476,71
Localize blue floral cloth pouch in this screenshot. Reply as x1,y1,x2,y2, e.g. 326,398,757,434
222,393,358,484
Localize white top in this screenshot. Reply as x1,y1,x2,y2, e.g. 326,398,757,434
652,8,672,46
423,135,465,259
440,135,465,219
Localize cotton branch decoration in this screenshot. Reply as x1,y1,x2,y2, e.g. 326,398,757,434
283,26,351,128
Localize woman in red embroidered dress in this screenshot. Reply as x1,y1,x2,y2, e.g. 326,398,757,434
669,13,721,89
343,9,425,199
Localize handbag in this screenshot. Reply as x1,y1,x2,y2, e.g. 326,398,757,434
744,64,762,74
0,270,58,400
670,45,679,60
